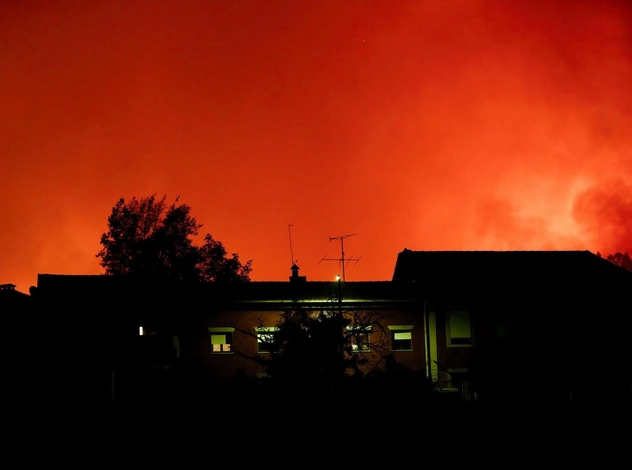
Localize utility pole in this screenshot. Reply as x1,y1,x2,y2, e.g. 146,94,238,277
336,274,342,315
320,234,362,281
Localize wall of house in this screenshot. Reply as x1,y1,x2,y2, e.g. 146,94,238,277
182,309,281,383
179,306,434,386
379,308,427,373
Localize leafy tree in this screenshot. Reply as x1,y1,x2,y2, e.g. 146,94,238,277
96,194,252,282
259,306,354,387
234,302,391,399
230,302,442,414
197,234,252,282
606,251,632,272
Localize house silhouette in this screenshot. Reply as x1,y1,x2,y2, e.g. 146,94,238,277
11,249,632,414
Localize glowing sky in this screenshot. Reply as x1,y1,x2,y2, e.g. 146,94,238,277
1,0,631,292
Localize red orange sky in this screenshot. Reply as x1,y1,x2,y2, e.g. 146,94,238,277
1,0,631,293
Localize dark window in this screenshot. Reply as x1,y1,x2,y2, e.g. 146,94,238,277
447,310,473,346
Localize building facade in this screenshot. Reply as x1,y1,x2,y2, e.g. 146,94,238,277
20,250,632,410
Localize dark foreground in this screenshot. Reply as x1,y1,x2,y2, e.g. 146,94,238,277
14,393,629,466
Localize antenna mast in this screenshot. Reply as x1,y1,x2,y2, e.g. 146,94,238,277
288,224,296,266
320,233,362,281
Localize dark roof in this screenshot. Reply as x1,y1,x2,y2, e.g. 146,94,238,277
35,249,632,309
34,274,412,310
0,283,30,313
0,283,29,298
392,249,632,300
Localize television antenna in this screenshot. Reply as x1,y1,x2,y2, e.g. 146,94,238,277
288,224,297,266
320,233,362,281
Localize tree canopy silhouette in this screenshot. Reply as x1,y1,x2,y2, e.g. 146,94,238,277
96,194,252,282
229,303,438,411
233,302,396,398
607,251,632,272
597,251,632,272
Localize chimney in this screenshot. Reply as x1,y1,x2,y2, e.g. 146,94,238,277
289,264,306,283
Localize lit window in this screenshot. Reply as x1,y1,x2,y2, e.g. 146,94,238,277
348,325,371,352
447,310,472,346
388,325,414,351
211,334,231,352
256,327,278,354
208,327,235,354
139,326,144,336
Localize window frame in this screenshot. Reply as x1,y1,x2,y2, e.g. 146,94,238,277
255,327,279,354
347,325,372,353
388,325,414,352
208,327,235,354
446,310,473,347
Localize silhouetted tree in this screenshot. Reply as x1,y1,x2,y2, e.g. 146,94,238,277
233,302,391,402
606,251,632,272
197,234,252,282
96,194,252,282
